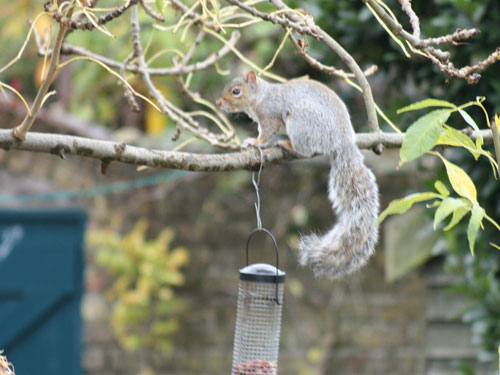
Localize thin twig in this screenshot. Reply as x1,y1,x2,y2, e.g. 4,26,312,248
120,51,140,111
42,30,240,75
179,29,206,66
139,0,165,22
398,0,420,38
365,0,500,84
289,34,378,80
169,0,218,31
45,0,138,32
12,14,70,141
129,4,237,149
177,75,234,135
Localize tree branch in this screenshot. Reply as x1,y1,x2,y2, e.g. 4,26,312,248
52,29,241,76
0,129,493,172
365,0,500,83
128,4,236,149
12,19,69,140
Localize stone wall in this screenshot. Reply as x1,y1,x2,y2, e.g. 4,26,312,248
0,145,496,375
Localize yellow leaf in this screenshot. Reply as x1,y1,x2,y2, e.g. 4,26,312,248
34,14,52,42
436,154,477,203
168,247,189,269
145,99,166,135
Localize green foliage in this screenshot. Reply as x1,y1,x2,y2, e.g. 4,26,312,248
440,148,500,361
398,98,497,172
467,205,485,256
399,108,452,163
380,97,500,362
289,0,500,134
378,98,500,255
397,99,456,113
433,197,469,229
88,220,189,353
375,191,440,226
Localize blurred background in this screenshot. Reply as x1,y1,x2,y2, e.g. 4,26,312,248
0,0,499,374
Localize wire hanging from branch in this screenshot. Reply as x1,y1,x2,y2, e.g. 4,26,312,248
252,146,264,230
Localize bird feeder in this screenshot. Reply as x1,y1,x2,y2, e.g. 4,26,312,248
231,228,286,375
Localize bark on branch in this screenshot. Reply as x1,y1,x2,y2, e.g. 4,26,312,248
0,129,493,172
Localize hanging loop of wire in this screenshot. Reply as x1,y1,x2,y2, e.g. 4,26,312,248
252,146,264,230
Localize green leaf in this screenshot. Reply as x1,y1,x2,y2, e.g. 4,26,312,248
400,109,452,164
443,205,471,231
437,154,478,203
437,125,480,159
467,204,485,255
397,99,456,114
458,109,483,149
376,192,440,226
434,180,449,197
433,197,469,229
155,0,164,15
458,109,481,133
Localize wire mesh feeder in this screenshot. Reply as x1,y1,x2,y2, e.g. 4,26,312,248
231,228,286,375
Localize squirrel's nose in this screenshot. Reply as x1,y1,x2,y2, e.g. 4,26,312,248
216,98,222,107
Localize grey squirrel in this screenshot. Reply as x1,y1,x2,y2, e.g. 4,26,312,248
216,71,379,279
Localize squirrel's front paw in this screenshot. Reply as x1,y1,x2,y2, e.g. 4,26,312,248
241,137,261,149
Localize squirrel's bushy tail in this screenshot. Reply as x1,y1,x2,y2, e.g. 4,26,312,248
297,149,379,280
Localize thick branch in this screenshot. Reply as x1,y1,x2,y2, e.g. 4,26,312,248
0,129,493,171
0,129,293,171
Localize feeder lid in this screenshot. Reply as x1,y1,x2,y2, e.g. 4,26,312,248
239,263,286,283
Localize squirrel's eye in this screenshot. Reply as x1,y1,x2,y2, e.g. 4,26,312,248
232,88,241,96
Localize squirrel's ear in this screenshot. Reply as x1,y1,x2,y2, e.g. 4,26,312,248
246,71,257,85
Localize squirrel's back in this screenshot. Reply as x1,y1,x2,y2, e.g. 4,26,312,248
279,79,355,157
278,79,379,280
